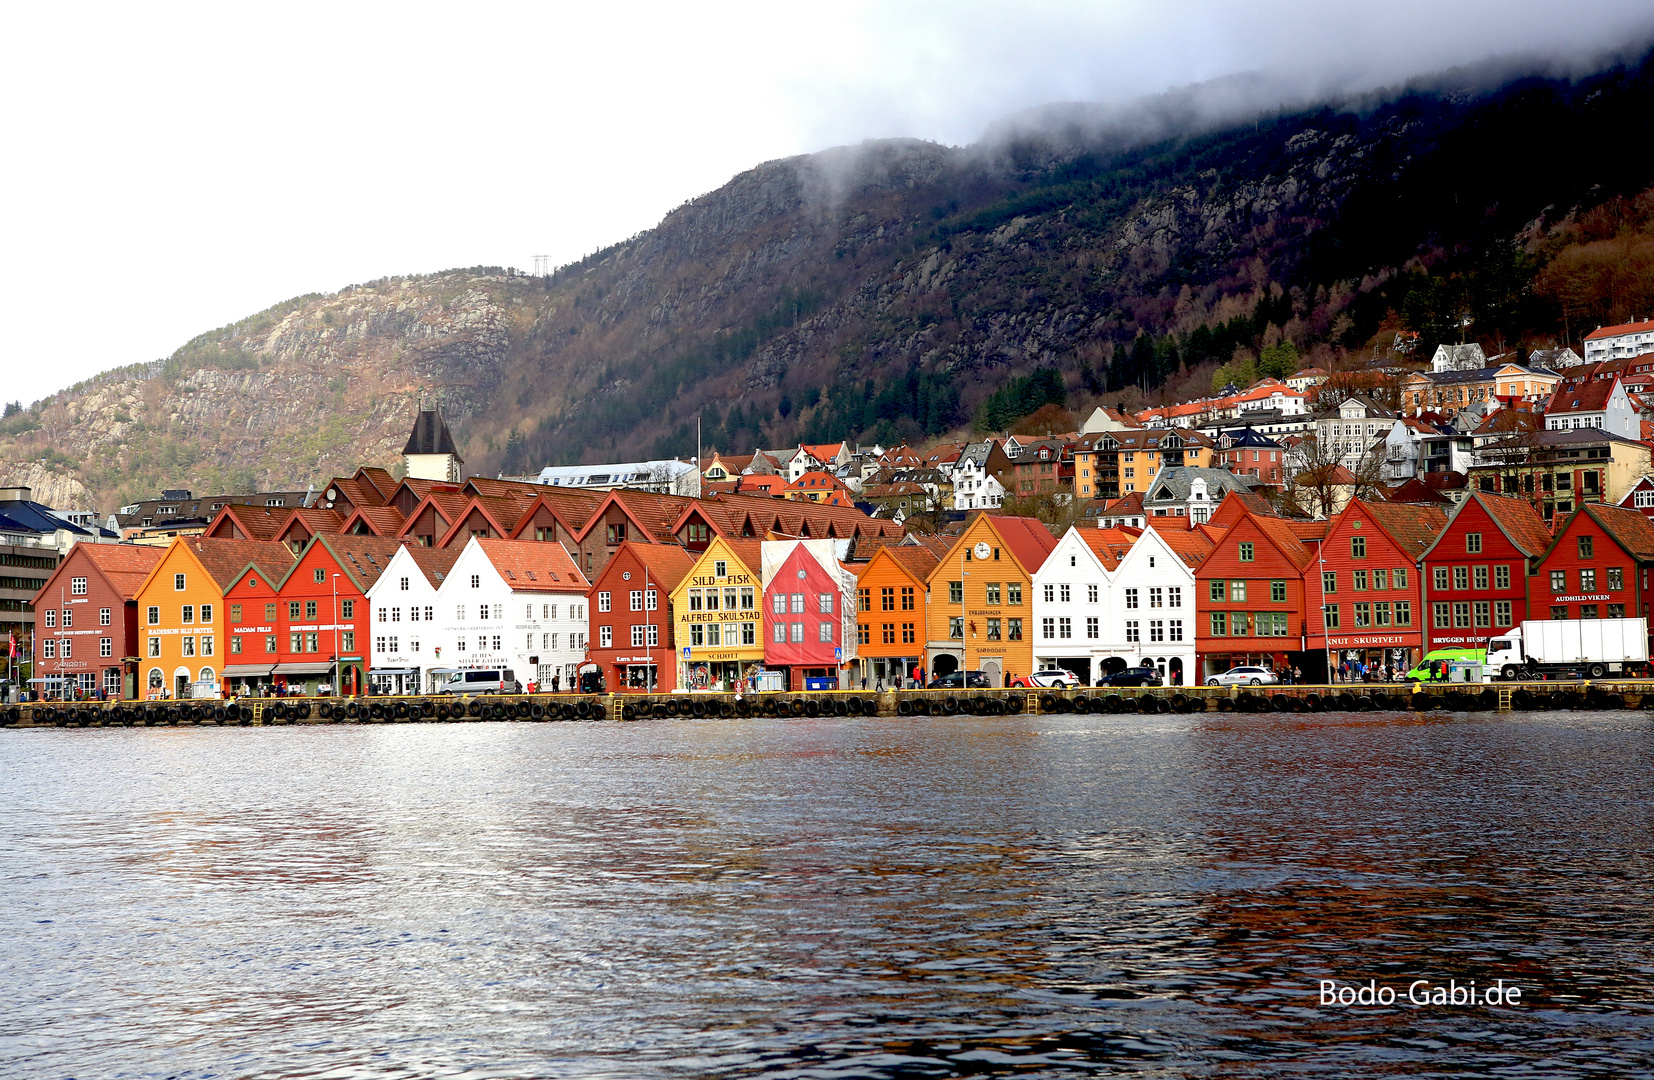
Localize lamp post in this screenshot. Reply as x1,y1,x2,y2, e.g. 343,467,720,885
331,573,340,698
644,560,652,693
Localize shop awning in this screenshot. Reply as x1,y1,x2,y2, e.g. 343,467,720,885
427,666,463,675
222,665,275,677
273,662,334,676
370,667,418,675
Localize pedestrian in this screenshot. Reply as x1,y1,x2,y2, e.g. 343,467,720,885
861,675,868,690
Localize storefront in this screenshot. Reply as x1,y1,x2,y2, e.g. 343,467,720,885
669,538,765,691
609,655,661,692
369,667,421,695
222,663,273,695
274,661,334,696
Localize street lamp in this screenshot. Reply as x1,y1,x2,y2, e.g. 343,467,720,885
331,572,340,699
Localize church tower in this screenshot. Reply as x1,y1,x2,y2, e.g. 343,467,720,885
402,407,464,482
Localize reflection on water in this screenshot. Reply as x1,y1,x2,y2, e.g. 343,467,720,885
1,713,1651,1078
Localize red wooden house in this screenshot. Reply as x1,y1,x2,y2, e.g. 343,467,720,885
265,535,404,695
1530,503,1654,654
1194,512,1317,681
1303,500,1446,680
1417,491,1554,652
585,541,696,693
761,539,857,689
30,543,164,699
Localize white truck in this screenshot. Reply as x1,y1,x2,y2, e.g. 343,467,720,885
1485,618,1649,680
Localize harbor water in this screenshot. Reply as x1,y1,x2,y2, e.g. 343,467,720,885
1,711,1651,1077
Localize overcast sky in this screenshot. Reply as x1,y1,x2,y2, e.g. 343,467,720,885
4,1,1651,407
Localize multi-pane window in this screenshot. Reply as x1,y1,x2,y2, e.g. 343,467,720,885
99,637,112,657
1323,604,1340,629
1581,569,1597,592
1043,584,1055,603
1271,580,1286,602
1375,601,1392,626
1169,619,1183,642
1494,566,1510,590
630,590,643,611
1550,570,1566,592
1087,585,1098,603
1351,536,1366,558
1207,581,1224,601
1494,600,1512,626
1394,602,1412,626
1354,603,1371,627
858,588,871,613
1042,617,1056,639
1466,532,1482,554
1126,620,1140,642
1126,588,1140,608
599,592,612,612
1059,617,1072,639
1168,586,1181,608
1433,602,1450,628
901,586,915,610
1323,571,1337,594
881,587,896,611
1086,617,1098,639
1208,612,1226,636
1148,620,1163,642
949,616,963,639
1059,584,1071,603
1578,535,1594,558
1353,570,1367,591
1231,581,1247,602
1008,583,1022,605
1473,566,1489,589
818,622,834,643
1394,568,1408,589
1149,587,1163,608
791,594,805,614
1608,568,1624,590
1008,618,1022,640
599,626,613,647
949,581,962,603
1434,567,1449,591
1238,542,1254,562
631,625,645,647
1453,602,1471,628
1372,569,1388,590
1453,566,1469,589
70,577,87,596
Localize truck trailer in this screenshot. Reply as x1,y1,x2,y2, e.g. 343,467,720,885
1485,618,1650,680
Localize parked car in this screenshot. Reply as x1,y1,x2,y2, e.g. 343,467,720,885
1205,665,1279,687
438,669,522,694
1100,664,1163,688
1028,669,1080,688
927,670,991,690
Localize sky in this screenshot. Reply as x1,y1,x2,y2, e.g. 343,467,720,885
4,0,1651,407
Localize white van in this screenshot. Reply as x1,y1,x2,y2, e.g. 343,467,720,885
438,669,521,695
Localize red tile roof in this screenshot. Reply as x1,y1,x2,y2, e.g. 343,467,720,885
1472,492,1555,558
605,541,699,591
474,538,590,591
1585,318,1654,340
1547,374,1619,414
1077,527,1139,571
401,545,463,588
1353,499,1450,560
60,543,166,601
1578,502,1654,562
181,537,299,590
1146,519,1216,567
984,514,1059,573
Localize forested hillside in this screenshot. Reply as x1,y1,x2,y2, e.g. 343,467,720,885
5,48,1654,510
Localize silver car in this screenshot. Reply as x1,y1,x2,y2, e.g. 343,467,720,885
1206,665,1279,687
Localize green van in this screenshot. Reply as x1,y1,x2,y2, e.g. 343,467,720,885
1406,648,1485,682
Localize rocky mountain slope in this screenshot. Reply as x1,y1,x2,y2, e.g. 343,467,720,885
6,49,1654,512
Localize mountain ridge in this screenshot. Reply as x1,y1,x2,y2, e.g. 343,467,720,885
7,47,1654,512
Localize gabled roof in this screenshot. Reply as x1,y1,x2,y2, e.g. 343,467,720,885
1546,375,1620,415
437,495,531,547
1144,519,1215,567
1421,491,1553,562
858,544,942,583
205,504,291,542
1076,526,1139,571
1387,477,1453,504
981,513,1059,574
1245,514,1318,570
598,540,698,591
396,488,474,539
399,544,463,588
164,537,298,592
341,504,408,537
286,535,409,591
472,537,589,591
1345,499,1449,560
36,543,166,607
1096,491,1146,517
1571,502,1654,562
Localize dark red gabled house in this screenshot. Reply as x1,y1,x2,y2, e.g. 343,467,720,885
1194,512,1319,681
1531,503,1654,656
1304,499,1446,678
1417,491,1553,651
